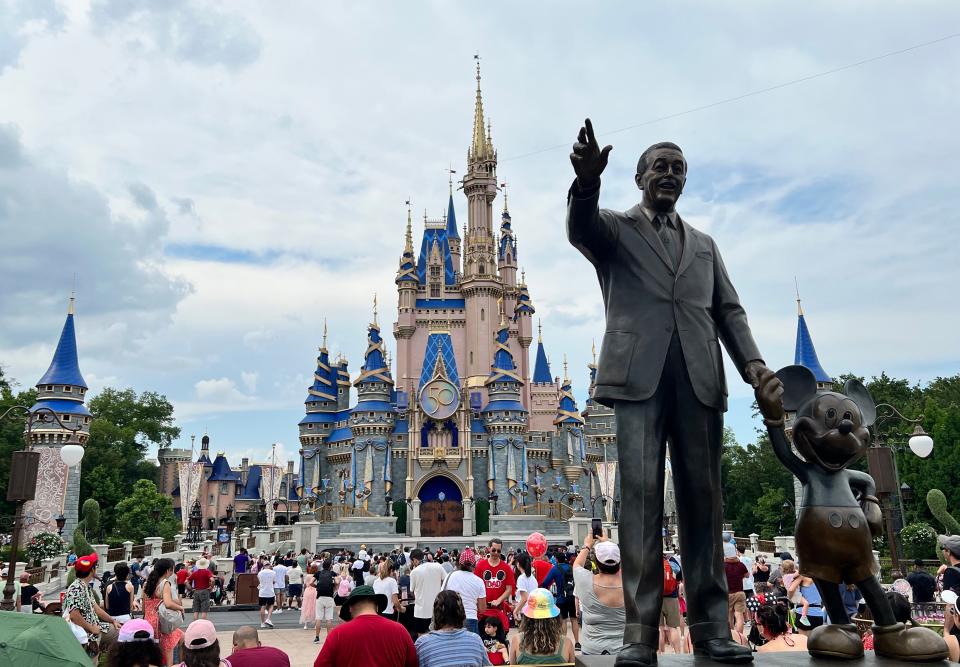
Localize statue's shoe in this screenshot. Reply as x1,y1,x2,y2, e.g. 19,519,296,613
873,622,950,662
614,642,657,667
692,638,754,663
807,623,864,659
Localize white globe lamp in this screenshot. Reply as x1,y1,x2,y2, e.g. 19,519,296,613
907,424,934,459
60,432,85,468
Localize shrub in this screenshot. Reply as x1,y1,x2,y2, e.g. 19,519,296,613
24,532,65,564
900,522,938,560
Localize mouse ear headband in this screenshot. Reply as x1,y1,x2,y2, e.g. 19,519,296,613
774,365,817,412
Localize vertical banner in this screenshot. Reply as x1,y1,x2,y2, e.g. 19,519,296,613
363,448,374,510
595,461,617,522
259,465,282,526
23,447,68,540
177,462,205,532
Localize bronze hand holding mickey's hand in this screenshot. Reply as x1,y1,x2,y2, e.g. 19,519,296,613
753,364,785,425
570,118,612,189
861,495,884,537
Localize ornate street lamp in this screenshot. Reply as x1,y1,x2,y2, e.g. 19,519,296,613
55,514,66,536
257,499,267,529
188,500,202,548
1,405,85,612
489,491,499,516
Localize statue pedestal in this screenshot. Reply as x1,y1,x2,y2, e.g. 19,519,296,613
576,654,921,666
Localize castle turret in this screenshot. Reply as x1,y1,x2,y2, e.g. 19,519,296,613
482,313,528,508
26,297,91,538
461,61,502,386
298,324,340,497
513,271,535,408
351,314,396,511
529,322,558,433
497,191,517,288
447,187,461,274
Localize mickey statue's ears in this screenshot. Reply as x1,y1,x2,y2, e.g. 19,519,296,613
843,379,877,427
775,365,818,412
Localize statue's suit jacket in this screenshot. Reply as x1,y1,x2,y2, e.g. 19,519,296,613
566,182,762,411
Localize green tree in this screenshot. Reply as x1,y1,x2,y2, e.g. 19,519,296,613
112,479,179,543
80,389,179,533
721,428,795,537
72,498,100,554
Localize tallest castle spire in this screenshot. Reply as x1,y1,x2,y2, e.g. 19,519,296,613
469,58,494,163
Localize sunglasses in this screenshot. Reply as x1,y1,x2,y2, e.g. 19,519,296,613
489,548,500,553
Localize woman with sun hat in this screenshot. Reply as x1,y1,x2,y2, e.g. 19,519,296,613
509,587,575,664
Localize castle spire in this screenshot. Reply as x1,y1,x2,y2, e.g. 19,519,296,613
793,288,831,384
322,318,328,351
532,322,552,384
37,295,87,389
471,55,488,160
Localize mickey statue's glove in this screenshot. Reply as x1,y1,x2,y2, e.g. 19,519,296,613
861,495,884,538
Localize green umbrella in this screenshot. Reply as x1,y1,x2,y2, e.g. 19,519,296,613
0,611,91,667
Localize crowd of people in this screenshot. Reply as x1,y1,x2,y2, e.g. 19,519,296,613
9,529,960,665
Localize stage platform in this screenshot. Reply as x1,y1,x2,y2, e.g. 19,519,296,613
576,654,945,666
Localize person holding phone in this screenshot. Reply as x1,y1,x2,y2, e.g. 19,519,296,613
574,528,626,655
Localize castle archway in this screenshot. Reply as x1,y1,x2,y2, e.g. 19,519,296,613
417,475,463,537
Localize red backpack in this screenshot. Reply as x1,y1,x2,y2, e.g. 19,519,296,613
663,558,678,595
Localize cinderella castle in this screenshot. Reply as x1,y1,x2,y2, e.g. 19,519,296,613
296,64,628,540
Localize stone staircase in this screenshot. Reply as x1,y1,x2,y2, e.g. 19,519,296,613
544,520,569,536
316,523,341,538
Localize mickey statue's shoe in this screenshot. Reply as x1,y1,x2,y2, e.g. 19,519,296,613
807,623,864,659
614,642,657,667
693,638,754,663
872,622,949,662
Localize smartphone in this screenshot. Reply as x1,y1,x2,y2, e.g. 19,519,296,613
591,517,603,538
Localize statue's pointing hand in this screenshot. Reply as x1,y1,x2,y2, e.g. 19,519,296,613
570,118,612,189
754,365,785,425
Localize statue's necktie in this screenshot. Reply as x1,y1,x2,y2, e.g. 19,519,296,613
655,215,679,270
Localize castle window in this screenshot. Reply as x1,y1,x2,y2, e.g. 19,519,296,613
478,263,486,275
307,424,313,429
430,284,440,298
220,482,228,494
430,266,440,278
469,351,473,365
62,415,71,422
209,494,214,504
46,385,53,391
480,308,485,321
63,386,72,393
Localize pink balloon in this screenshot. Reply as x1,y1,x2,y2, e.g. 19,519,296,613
526,532,547,557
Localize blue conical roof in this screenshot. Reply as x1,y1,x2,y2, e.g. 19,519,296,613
305,346,337,402
554,376,584,425
532,335,552,384
486,323,523,385
354,323,393,386
446,194,459,239
794,310,831,383
37,305,87,389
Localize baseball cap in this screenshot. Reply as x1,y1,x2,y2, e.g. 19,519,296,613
183,619,218,650
521,588,561,619
594,541,621,565
118,619,155,643
74,553,98,575
939,535,960,557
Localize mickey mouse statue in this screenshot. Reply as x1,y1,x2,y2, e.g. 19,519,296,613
755,365,948,661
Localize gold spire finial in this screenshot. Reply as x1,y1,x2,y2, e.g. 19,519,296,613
521,267,526,285
68,273,77,315
563,354,570,383
404,201,413,254
471,54,488,159
500,181,509,213
591,339,597,365
322,318,328,349
497,296,505,326
537,319,543,343
373,293,378,326
448,166,456,196
795,276,803,316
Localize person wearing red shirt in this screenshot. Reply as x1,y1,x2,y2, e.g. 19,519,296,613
229,625,291,667
723,544,749,636
175,564,189,598
188,558,215,621
474,538,514,631
314,585,416,667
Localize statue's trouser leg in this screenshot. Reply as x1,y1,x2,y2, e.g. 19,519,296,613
856,576,896,627
816,578,850,625
616,334,729,647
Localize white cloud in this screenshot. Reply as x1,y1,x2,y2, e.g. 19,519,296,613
2,0,958,455
240,371,258,393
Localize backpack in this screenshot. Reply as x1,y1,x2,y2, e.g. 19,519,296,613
316,569,336,597
663,558,678,596
558,563,575,601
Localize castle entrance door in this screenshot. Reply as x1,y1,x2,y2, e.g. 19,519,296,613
418,475,463,537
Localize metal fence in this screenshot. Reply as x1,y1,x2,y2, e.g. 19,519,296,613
161,540,176,554
131,544,146,559
25,566,46,585
278,530,293,542
107,547,125,562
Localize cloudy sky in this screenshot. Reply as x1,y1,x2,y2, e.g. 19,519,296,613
2,1,958,468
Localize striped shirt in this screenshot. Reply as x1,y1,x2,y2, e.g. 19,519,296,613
414,629,491,667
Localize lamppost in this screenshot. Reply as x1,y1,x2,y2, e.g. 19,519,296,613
55,514,66,537
489,491,499,516
384,495,393,518
257,499,267,530
1,405,85,612
225,504,236,557
780,499,795,537
187,500,202,548
867,403,934,577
